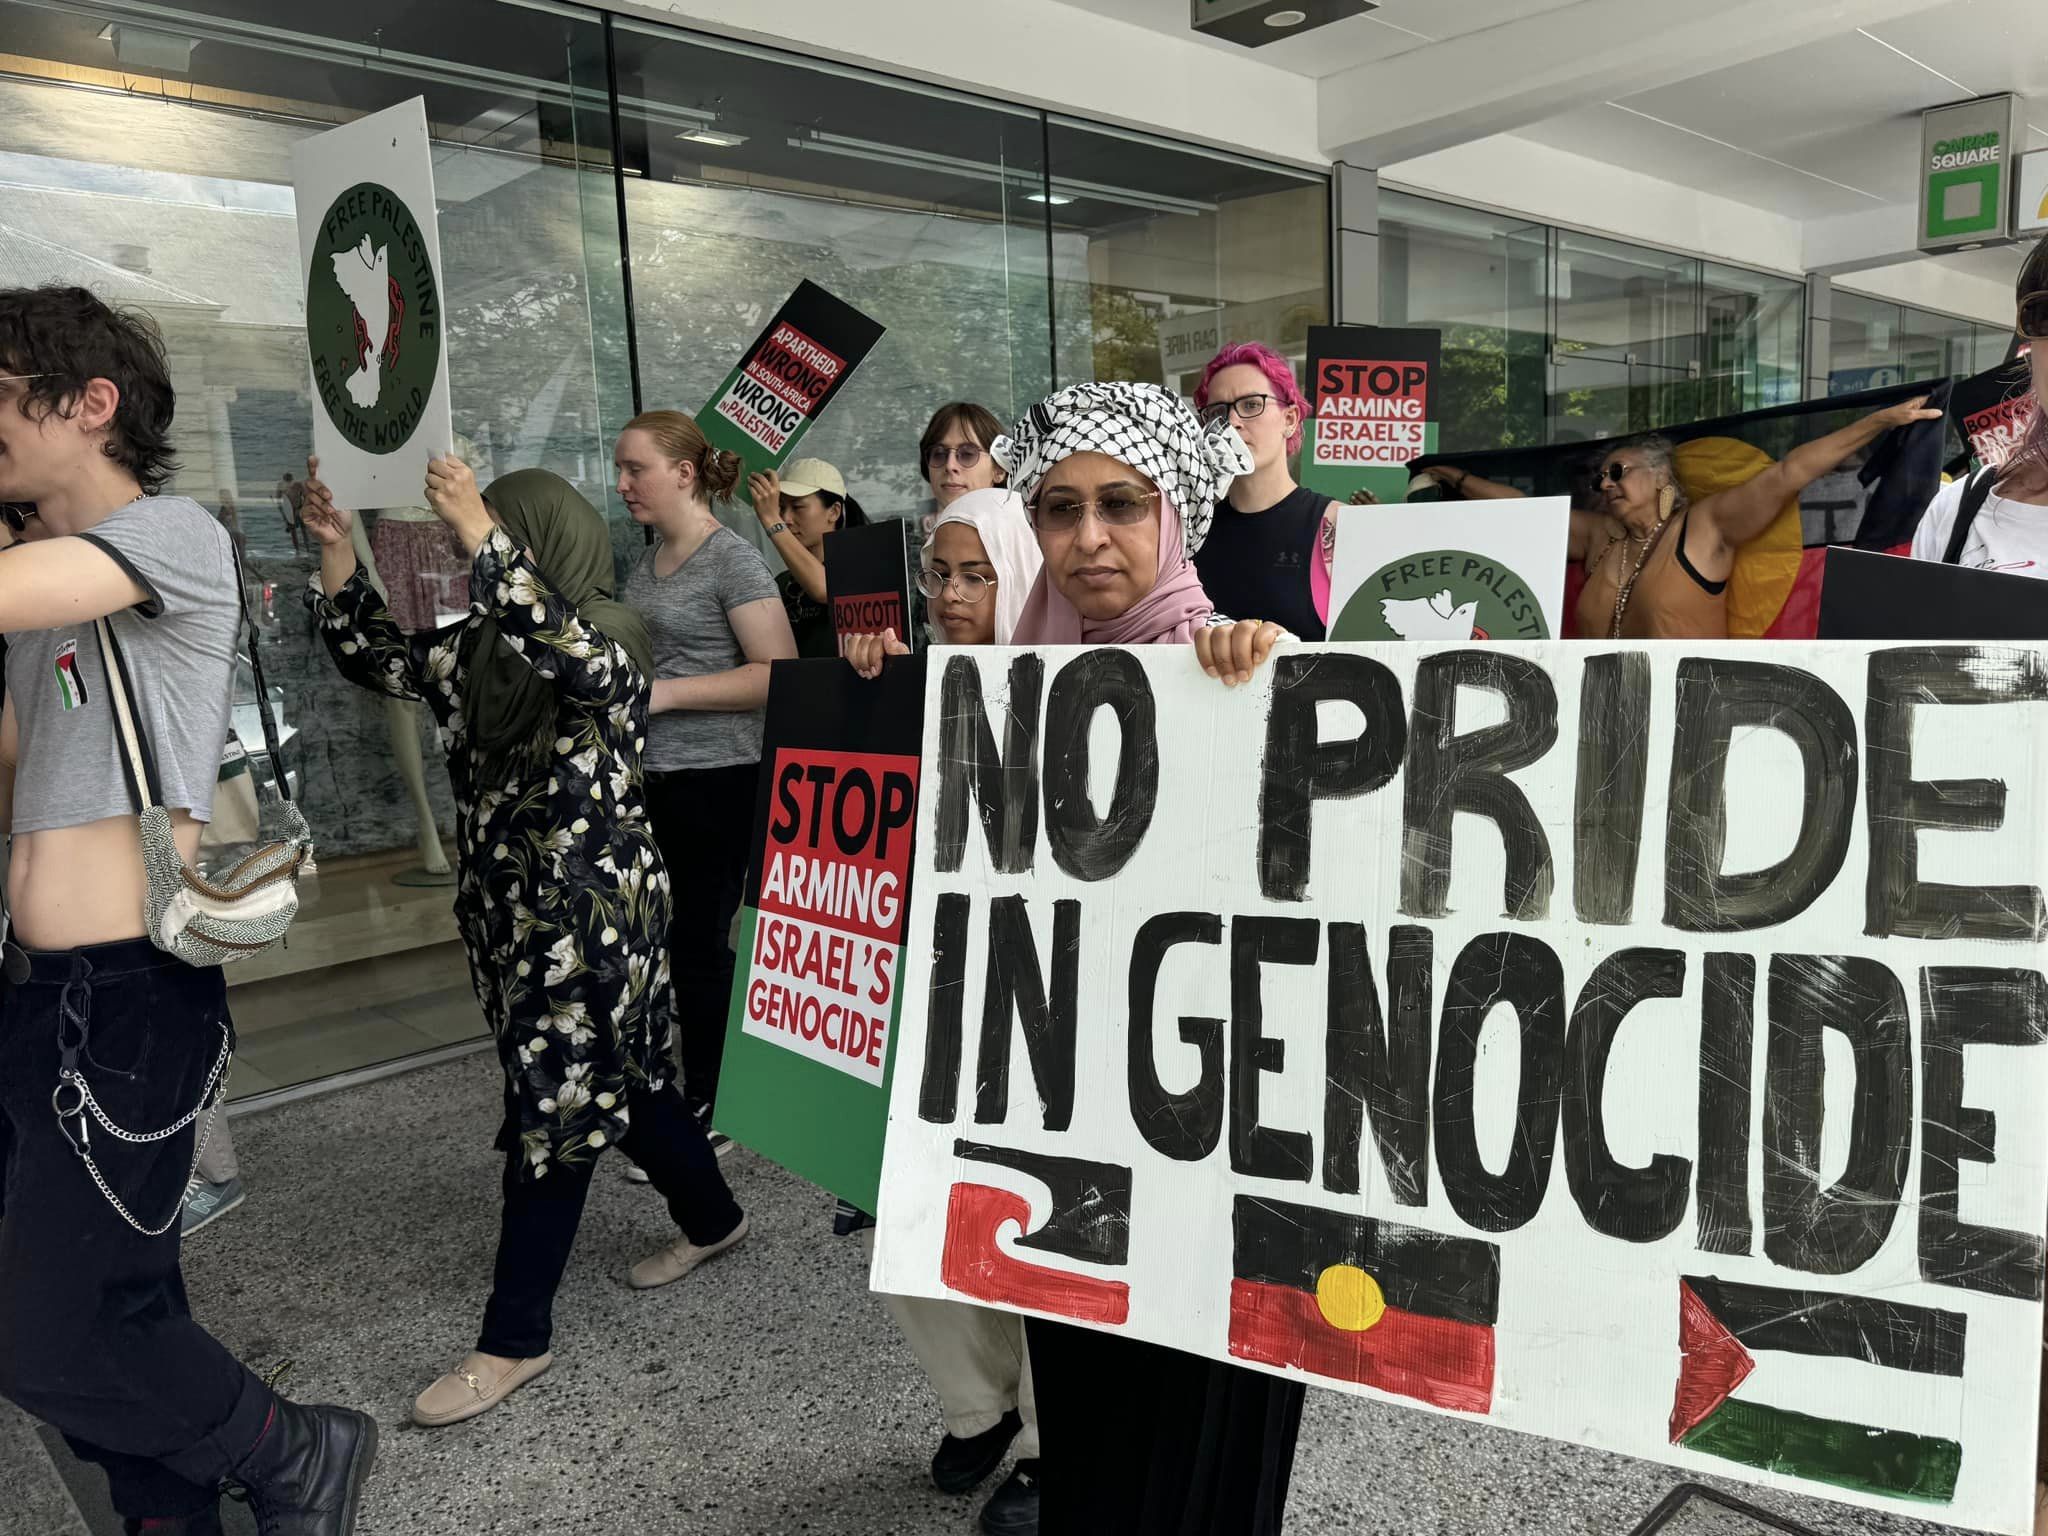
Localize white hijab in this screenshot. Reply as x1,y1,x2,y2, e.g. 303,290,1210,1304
926,488,1043,644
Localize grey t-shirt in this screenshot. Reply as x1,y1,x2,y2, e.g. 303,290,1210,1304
622,526,780,772
7,496,238,832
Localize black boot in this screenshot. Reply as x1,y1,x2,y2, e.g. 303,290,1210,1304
932,1407,1023,1494
124,1512,226,1536
230,1398,378,1535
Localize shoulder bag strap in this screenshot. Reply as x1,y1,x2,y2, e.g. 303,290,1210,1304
1941,467,1998,565
92,614,163,814
223,537,293,805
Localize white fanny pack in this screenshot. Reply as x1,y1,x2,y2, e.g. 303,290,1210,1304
93,544,313,967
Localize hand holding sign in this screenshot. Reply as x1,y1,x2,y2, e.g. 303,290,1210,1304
298,456,353,548
844,628,911,680
423,455,492,553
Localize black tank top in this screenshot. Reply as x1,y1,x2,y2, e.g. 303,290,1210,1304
1192,483,1328,641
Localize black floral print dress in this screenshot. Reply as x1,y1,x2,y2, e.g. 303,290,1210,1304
310,527,673,1180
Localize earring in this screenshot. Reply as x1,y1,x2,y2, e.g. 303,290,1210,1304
1657,483,1676,522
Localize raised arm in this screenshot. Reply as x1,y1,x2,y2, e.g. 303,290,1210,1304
1695,395,1944,555
1422,463,1602,561
425,457,644,711
750,471,828,602
650,595,795,714
301,456,429,703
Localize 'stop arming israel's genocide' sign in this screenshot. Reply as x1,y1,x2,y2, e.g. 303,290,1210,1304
872,639,2048,1535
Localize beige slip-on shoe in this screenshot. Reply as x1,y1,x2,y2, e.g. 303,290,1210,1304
411,1350,553,1427
628,1214,750,1290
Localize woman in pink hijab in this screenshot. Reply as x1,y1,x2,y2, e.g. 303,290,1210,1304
994,381,1296,1536
1004,380,1284,683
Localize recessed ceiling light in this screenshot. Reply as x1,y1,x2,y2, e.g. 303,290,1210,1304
1027,192,1075,205
1265,8,1308,25
676,127,747,148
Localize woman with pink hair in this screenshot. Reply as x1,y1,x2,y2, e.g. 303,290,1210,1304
1191,340,1342,640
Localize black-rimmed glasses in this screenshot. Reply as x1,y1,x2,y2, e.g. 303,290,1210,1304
2019,290,2048,341
1199,393,1276,429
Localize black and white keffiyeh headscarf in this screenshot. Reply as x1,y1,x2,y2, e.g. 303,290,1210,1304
992,381,1254,557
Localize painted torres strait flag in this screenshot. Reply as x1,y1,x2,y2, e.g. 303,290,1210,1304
1227,1196,1500,1413
1672,1276,1965,1503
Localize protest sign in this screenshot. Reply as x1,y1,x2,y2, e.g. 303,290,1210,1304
718,656,924,1212
1327,498,1570,642
697,281,886,472
1949,357,2037,470
1820,548,2048,640
1301,326,1441,508
291,98,454,510
873,640,2048,1534
826,520,919,655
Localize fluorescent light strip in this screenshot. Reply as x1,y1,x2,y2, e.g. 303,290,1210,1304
795,131,1212,215
1602,102,1888,203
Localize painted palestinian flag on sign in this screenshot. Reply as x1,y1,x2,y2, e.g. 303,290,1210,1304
1227,1196,1499,1414
1672,1276,1966,1504
1410,379,1954,639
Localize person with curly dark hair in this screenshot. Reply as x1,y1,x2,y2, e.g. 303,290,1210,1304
0,285,377,1535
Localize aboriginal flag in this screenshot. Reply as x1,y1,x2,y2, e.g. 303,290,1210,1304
1672,1276,1965,1504
1412,379,1954,639
1227,1196,1499,1414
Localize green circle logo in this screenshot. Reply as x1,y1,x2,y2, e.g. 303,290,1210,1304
305,181,439,453
1331,548,1550,642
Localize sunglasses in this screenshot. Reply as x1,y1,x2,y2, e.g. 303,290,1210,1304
926,443,986,471
1595,462,1641,487
1028,489,1160,532
2019,290,2048,341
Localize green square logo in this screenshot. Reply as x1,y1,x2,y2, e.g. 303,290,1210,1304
1925,164,2001,239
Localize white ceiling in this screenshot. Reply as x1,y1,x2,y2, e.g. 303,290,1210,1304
1516,0,2048,221
1058,0,2047,292
1059,0,1588,79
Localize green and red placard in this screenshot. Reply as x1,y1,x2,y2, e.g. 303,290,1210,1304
1299,325,1442,508
716,654,924,1213
694,280,886,473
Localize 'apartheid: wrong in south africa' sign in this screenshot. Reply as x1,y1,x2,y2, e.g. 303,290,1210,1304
872,640,2048,1534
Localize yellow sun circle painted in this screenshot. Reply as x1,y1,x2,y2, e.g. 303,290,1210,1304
1314,1263,1387,1332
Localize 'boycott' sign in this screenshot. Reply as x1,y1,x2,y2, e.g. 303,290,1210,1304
696,281,885,473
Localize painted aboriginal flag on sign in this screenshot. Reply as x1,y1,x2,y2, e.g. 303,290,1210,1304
1411,379,1955,639
1227,1196,1500,1414
1672,1277,1966,1504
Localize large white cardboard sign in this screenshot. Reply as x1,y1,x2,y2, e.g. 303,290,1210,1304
1329,497,1571,642
872,640,2048,1534
291,98,455,510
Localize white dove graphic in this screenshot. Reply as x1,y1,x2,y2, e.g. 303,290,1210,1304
1381,588,1480,640
330,234,390,410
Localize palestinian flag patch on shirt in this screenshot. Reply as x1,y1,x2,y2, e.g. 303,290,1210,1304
1227,1195,1500,1413
1671,1276,1965,1503
52,639,87,710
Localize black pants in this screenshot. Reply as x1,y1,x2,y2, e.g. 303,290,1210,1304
1026,1320,1304,1536
477,1079,743,1357
0,940,275,1520
645,762,758,1115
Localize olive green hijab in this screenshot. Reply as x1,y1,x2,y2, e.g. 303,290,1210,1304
462,469,655,778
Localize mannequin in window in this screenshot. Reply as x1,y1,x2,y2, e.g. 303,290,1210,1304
350,506,455,882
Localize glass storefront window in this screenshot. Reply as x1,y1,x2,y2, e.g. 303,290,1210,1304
1379,189,1805,452
0,0,624,1098
1044,117,1329,402
1377,190,1548,453
608,21,1053,540
1701,261,1805,415
0,0,1332,1100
